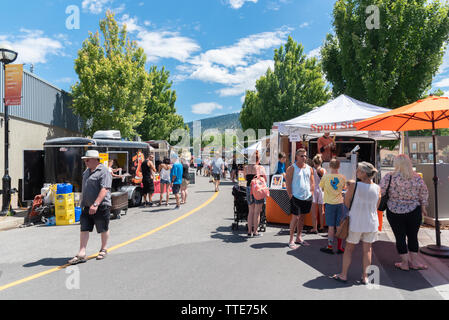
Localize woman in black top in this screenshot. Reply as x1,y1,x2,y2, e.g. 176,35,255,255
181,158,190,204
141,154,156,207
243,151,267,237
231,155,238,183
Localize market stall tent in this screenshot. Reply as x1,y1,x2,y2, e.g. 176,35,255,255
276,94,398,140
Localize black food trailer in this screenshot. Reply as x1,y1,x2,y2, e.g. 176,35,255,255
43,131,151,207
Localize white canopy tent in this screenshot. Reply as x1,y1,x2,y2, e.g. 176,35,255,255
276,94,399,140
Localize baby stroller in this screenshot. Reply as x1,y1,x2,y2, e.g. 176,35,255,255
231,185,266,232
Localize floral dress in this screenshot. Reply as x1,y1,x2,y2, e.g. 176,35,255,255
379,172,429,214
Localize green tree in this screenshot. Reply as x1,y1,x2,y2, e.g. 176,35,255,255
137,66,186,141
321,0,449,109
71,11,151,139
240,36,331,132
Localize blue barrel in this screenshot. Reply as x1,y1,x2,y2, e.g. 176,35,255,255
56,183,73,194
75,207,82,222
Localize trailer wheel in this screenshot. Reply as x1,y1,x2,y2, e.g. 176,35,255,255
129,188,142,207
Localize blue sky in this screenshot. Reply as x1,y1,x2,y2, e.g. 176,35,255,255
1,0,448,123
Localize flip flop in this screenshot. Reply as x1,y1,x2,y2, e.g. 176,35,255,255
409,264,428,270
330,274,347,283
295,240,310,246
358,278,369,285
394,262,409,271
288,243,299,250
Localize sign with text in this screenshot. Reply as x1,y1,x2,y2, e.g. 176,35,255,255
4,64,23,106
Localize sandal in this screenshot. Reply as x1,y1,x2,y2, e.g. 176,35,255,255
394,262,409,271
330,274,347,283
358,278,369,285
409,264,428,270
68,255,86,265
288,243,299,250
96,249,108,260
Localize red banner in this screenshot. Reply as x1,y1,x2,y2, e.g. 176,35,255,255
4,64,23,106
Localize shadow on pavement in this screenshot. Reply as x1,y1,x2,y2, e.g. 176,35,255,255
283,238,439,292
210,225,248,244
23,257,71,268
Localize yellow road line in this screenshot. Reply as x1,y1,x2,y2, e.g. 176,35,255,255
0,192,219,292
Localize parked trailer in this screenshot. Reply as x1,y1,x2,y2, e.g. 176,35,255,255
43,131,151,207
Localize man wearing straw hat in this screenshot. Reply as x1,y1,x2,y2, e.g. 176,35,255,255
68,150,112,265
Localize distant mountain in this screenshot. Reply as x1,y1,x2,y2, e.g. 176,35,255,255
186,113,242,136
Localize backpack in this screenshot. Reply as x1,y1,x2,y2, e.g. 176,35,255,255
250,175,270,200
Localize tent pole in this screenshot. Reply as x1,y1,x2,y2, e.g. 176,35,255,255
420,124,449,258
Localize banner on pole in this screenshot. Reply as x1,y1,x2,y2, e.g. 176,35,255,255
4,64,23,106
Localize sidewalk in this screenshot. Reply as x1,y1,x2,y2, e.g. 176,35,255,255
0,209,27,231
381,214,449,299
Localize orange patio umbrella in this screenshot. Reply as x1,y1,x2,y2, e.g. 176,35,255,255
355,95,449,258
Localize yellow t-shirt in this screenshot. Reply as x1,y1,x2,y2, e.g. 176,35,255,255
319,173,346,204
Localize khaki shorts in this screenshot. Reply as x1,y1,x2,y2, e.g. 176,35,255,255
346,231,378,244
182,179,189,188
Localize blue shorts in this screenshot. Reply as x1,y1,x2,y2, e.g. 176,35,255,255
324,203,344,227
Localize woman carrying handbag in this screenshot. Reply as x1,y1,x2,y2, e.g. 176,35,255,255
331,162,381,285
379,154,429,271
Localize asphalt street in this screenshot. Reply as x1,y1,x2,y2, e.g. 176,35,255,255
0,175,445,300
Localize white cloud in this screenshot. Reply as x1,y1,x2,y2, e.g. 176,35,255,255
119,15,200,62
177,28,291,97
82,0,114,14
228,0,258,9
192,102,224,115
307,47,321,59
0,29,64,64
299,22,310,28
434,77,449,88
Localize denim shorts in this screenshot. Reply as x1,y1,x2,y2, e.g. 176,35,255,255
324,203,344,227
246,186,265,205
160,179,170,185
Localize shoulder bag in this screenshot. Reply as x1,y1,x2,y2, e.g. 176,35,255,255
378,174,392,212
336,181,358,240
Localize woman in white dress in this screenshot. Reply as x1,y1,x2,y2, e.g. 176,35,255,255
332,162,381,285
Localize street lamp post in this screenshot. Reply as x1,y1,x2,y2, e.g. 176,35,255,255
0,44,18,216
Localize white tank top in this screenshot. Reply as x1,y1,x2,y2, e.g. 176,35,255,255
349,182,380,233
160,167,171,181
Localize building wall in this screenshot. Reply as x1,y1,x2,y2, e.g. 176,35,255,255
408,136,449,164
0,117,83,208
0,64,84,209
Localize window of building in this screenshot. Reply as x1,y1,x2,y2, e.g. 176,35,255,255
412,143,417,151
429,143,433,150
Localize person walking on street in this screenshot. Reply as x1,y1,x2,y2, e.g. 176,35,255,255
380,154,429,271
68,150,112,265
141,154,156,207
170,154,183,210
319,158,346,254
310,154,326,234
196,157,203,176
230,154,238,183
211,153,225,192
181,157,190,204
285,149,314,249
332,162,381,284
158,157,172,206
244,150,267,237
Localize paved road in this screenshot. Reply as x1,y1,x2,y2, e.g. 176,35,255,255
0,175,445,300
